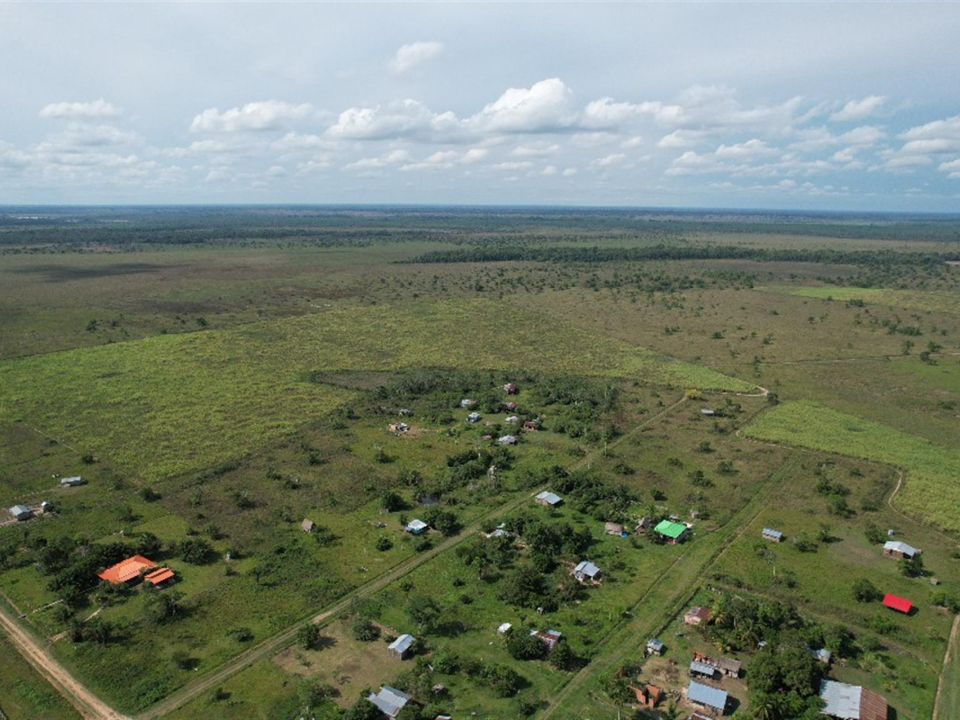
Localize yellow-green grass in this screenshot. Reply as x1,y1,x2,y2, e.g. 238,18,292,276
0,634,82,720
938,619,960,720
744,401,960,532
0,299,752,483
769,286,960,315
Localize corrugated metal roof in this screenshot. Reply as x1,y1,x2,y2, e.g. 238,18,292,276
388,633,415,655
574,560,601,578
367,686,411,717
690,660,717,677
654,519,687,539
687,681,727,710
536,491,562,505
819,679,861,719
883,540,918,556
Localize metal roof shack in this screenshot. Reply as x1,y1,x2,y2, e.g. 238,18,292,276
8,505,33,521
882,593,913,614
573,560,602,583
405,519,429,535
654,519,689,543
535,490,562,507
388,633,416,659
690,660,717,678
687,681,728,713
367,686,412,718
819,679,888,720
646,638,664,655
60,476,86,487
762,527,783,543
883,540,920,559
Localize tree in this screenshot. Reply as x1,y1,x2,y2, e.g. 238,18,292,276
380,491,405,512
179,538,216,564
298,679,336,708
900,553,925,578
852,578,882,603
407,595,442,632
506,631,548,660
550,641,578,670
297,623,321,650
144,590,185,625
352,617,380,642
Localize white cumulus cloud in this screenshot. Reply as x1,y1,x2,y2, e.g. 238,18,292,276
39,98,122,120
191,100,314,133
830,95,886,122
390,41,444,75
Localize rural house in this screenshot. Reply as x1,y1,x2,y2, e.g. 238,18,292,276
505,414,520,424
687,681,728,715
467,412,481,424
690,659,718,679
882,593,913,614
504,401,519,412
532,629,562,651
99,555,175,587
535,490,562,507
301,519,315,533
684,606,712,626
8,505,33,522
646,638,664,656
605,522,625,536
405,519,429,535
883,540,920,559
522,419,541,431
497,622,512,635
700,408,716,416
388,633,415,660
504,382,519,395
654,519,689,544
762,527,783,543
498,434,518,446
59,476,85,487
367,686,412,718
717,656,742,678
573,560,602,584
819,679,888,720
635,516,652,534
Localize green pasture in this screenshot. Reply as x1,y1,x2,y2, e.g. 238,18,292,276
0,634,81,720
744,401,960,532
773,285,960,315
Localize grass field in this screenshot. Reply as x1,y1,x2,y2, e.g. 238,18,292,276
744,401,960,532
0,634,81,720
0,298,752,484
775,285,960,316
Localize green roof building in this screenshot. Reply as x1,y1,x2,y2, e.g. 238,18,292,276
654,519,689,543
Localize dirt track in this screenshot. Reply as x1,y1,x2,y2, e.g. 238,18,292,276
0,603,129,720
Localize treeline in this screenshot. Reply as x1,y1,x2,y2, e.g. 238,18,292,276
405,243,959,268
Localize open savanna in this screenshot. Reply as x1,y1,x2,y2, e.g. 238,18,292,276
775,285,960,316
0,298,752,484
744,401,960,533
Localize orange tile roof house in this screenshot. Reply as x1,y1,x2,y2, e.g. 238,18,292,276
98,555,175,587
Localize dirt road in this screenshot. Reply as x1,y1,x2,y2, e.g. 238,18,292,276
0,603,129,720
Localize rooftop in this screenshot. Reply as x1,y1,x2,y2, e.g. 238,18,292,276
98,555,158,584
388,633,415,655
687,681,727,711
536,490,562,505
654,519,688,539
368,686,411,718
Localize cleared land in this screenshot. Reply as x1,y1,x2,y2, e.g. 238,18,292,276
744,400,960,532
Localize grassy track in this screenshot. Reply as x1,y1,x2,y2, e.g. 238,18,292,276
935,616,960,720
744,401,960,533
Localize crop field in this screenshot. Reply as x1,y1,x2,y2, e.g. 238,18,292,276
744,401,960,532
1,207,960,720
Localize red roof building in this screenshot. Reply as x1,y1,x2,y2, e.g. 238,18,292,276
98,555,157,584
882,593,913,614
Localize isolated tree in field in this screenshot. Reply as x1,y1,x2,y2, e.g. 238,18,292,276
900,553,925,578
852,578,882,603
145,590,186,625
407,595,442,632
506,630,547,660
297,622,321,650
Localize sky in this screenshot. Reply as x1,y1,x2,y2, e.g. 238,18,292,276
1,3,960,211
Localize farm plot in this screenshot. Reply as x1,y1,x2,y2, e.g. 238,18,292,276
744,401,960,532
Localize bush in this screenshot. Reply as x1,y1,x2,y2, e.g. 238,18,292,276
352,617,380,642
853,578,882,603
297,623,322,650
375,536,393,551
506,631,548,660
